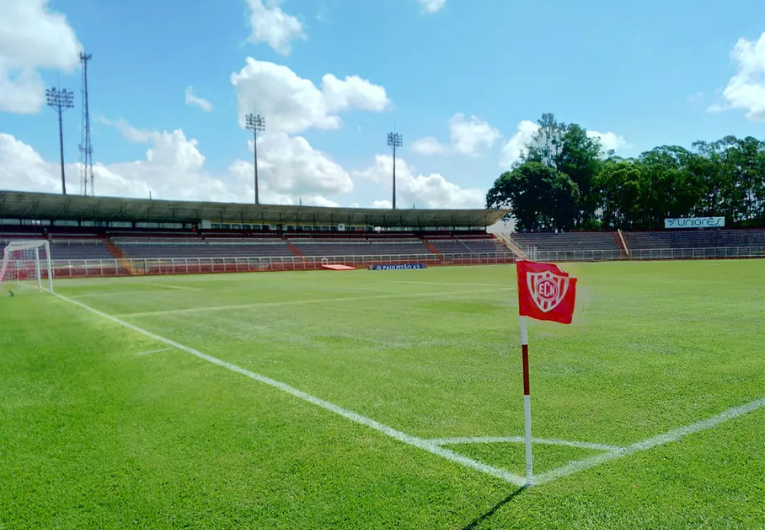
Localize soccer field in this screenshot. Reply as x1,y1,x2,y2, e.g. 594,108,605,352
1,261,763,529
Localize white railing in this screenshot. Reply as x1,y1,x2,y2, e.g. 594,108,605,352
47,246,764,278
532,246,764,262
49,252,516,278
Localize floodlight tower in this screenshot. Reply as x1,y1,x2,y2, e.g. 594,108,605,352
245,114,266,205
79,52,94,196
387,132,403,209
46,87,75,195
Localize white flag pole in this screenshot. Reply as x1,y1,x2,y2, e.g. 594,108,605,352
519,315,533,487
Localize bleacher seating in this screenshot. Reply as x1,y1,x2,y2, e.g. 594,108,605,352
50,241,115,260
625,229,765,250
3,227,762,265
511,232,621,253
293,240,430,257
118,241,295,259
427,237,508,255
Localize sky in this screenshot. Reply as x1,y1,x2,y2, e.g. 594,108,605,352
1,0,764,209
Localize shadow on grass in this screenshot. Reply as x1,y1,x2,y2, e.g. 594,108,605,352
460,487,526,530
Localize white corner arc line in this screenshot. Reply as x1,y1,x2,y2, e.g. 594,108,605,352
53,293,525,487
534,396,765,486
428,436,623,452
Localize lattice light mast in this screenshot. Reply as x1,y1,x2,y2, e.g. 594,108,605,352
46,87,75,195
245,114,266,205
387,132,403,210
79,52,94,196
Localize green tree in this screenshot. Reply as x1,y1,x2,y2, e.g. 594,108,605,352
557,124,603,226
593,159,642,230
522,114,603,227
486,162,580,231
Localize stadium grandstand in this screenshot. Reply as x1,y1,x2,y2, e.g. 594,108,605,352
1,190,764,279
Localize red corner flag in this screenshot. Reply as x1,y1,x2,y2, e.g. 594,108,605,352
517,260,577,325
515,260,578,487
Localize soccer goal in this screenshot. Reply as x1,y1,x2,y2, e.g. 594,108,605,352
0,240,54,293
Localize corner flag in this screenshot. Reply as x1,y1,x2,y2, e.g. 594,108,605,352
515,260,577,486
517,260,577,325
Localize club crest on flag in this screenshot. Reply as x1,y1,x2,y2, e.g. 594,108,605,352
516,260,577,325
527,270,570,313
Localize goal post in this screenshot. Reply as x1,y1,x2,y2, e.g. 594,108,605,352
0,240,54,293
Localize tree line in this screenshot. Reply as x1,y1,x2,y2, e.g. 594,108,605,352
486,113,765,231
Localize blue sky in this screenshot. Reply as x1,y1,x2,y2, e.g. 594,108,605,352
1,0,764,208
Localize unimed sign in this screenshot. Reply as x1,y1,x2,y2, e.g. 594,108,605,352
665,217,725,229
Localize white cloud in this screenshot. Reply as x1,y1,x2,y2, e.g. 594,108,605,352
247,0,306,56
185,86,213,112
411,113,499,157
231,58,390,134
354,155,484,209
411,136,447,155
587,130,630,152
255,132,353,195
416,0,446,13
372,200,392,208
321,73,390,112
98,117,159,143
0,0,81,114
499,120,539,168
0,132,61,190
710,32,765,121
2,125,352,206
449,113,501,156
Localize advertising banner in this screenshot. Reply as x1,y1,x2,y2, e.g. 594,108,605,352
367,264,428,271
664,217,725,229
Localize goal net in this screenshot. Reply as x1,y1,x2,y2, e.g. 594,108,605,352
0,240,54,294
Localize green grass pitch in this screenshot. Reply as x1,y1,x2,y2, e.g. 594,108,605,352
1,261,763,529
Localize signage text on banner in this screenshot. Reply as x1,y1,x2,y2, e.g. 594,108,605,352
664,217,725,229
367,264,427,271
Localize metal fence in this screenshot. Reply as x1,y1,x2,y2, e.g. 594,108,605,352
48,246,764,279
49,252,516,278
532,246,764,262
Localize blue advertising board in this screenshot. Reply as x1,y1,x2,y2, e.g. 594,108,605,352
367,264,428,271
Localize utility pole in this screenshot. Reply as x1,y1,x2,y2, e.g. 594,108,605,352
46,87,75,195
79,52,94,196
245,114,266,205
387,132,403,209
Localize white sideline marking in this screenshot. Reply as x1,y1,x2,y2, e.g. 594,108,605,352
391,281,515,288
428,436,623,452
115,287,514,318
53,293,526,487
144,282,201,291
136,348,172,356
69,289,173,299
535,396,765,486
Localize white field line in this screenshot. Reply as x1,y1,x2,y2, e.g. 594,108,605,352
144,282,201,291
534,396,765,486
53,293,525,487
391,281,516,288
69,289,176,299
136,348,173,356
114,287,514,318
428,436,623,452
